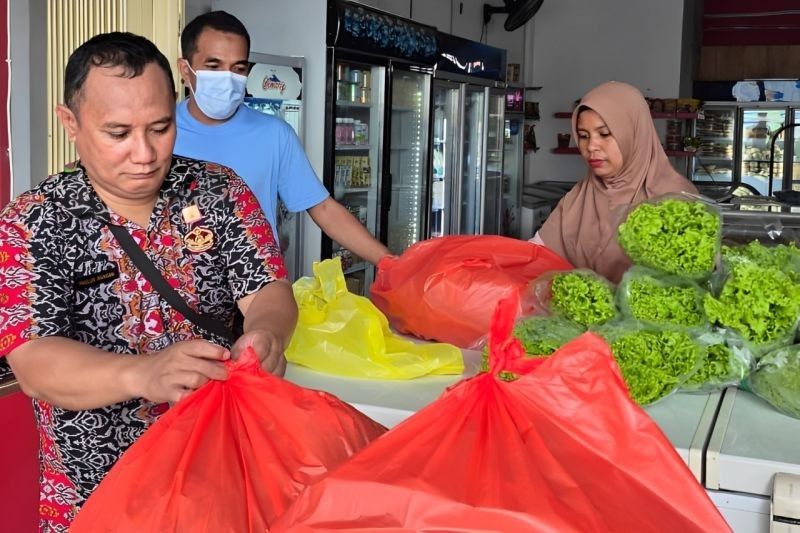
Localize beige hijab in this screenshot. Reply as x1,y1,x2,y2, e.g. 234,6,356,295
538,81,698,283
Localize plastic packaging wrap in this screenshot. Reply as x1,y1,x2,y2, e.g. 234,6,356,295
703,260,800,358
286,258,463,379
591,319,707,406
682,328,752,392
616,266,708,331
533,269,618,327
747,344,800,419
617,194,722,280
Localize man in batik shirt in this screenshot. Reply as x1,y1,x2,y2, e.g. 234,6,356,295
0,32,298,531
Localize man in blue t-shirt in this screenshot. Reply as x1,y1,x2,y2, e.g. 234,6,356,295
174,10,390,267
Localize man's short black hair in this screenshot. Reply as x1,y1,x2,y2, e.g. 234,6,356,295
64,32,174,111
181,10,251,62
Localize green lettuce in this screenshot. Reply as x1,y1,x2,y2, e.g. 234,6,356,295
747,345,800,419
550,271,617,327
722,240,800,283
480,315,584,380
596,328,703,405
623,275,706,328
703,262,800,349
618,199,720,278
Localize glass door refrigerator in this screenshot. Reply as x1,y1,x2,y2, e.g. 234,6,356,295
430,32,507,237
483,88,506,235
502,86,525,238
693,103,800,199
243,52,307,281
429,81,461,238
324,0,438,295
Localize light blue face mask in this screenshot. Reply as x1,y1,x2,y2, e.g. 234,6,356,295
187,64,247,120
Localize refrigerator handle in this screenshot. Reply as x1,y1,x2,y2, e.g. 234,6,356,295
382,172,392,212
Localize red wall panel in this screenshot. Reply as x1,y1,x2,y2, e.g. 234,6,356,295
0,390,39,531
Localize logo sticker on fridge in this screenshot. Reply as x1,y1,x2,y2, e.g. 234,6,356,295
247,64,302,101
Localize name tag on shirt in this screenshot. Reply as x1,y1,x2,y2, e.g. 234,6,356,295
74,266,119,289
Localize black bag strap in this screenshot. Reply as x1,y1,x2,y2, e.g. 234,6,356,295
107,224,235,344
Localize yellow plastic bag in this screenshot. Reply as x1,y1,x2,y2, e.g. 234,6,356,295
286,258,464,379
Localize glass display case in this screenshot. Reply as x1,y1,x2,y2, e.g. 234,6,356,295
482,89,505,234
331,60,385,294
386,69,430,255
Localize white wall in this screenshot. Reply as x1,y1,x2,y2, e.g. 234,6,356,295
527,0,686,184
211,0,328,275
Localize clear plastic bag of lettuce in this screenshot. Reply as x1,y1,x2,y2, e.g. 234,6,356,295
616,266,709,331
617,194,722,281
681,328,752,392
746,344,800,419
533,269,618,328
703,258,800,359
479,314,585,378
590,319,707,406
721,239,800,284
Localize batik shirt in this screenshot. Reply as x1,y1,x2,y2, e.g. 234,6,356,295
0,156,287,532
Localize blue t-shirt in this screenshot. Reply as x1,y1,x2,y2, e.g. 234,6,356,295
174,100,329,231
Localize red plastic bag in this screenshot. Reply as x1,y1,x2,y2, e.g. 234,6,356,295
370,235,572,348
71,348,386,533
273,296,730,532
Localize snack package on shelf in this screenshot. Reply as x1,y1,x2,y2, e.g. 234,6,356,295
286,258,463,379
272,295,730,532
71,347,386,532
370,235,572,349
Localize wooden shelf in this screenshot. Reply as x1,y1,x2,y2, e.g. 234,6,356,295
551,146,696,157
554,111,699,119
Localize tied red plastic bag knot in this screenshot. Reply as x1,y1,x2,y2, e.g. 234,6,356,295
487,293,544,376
71,346,386,533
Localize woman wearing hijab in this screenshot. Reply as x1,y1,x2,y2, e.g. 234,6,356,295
533,81,698,283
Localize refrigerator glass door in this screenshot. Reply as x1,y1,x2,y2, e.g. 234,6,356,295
387,69,431,255
791,109,800,192
502,114,523,237
332,60,385,295
243,57,306,280
482,90,505,234
740,108,787,195
430,82,461,238
459,85,486,234
692,107,736,188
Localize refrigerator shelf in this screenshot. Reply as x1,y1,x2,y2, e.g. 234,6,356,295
697,154,733,161
336,100,372,109
343,187,370,193
344,263,367,275
335,144,373,151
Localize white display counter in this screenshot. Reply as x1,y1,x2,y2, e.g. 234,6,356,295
706,387,800,533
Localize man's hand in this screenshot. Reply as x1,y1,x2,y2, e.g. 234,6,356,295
134,339,230,403
231,328,287,376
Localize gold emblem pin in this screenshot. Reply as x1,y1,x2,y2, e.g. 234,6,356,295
182,204,203,224
184,226,214,253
